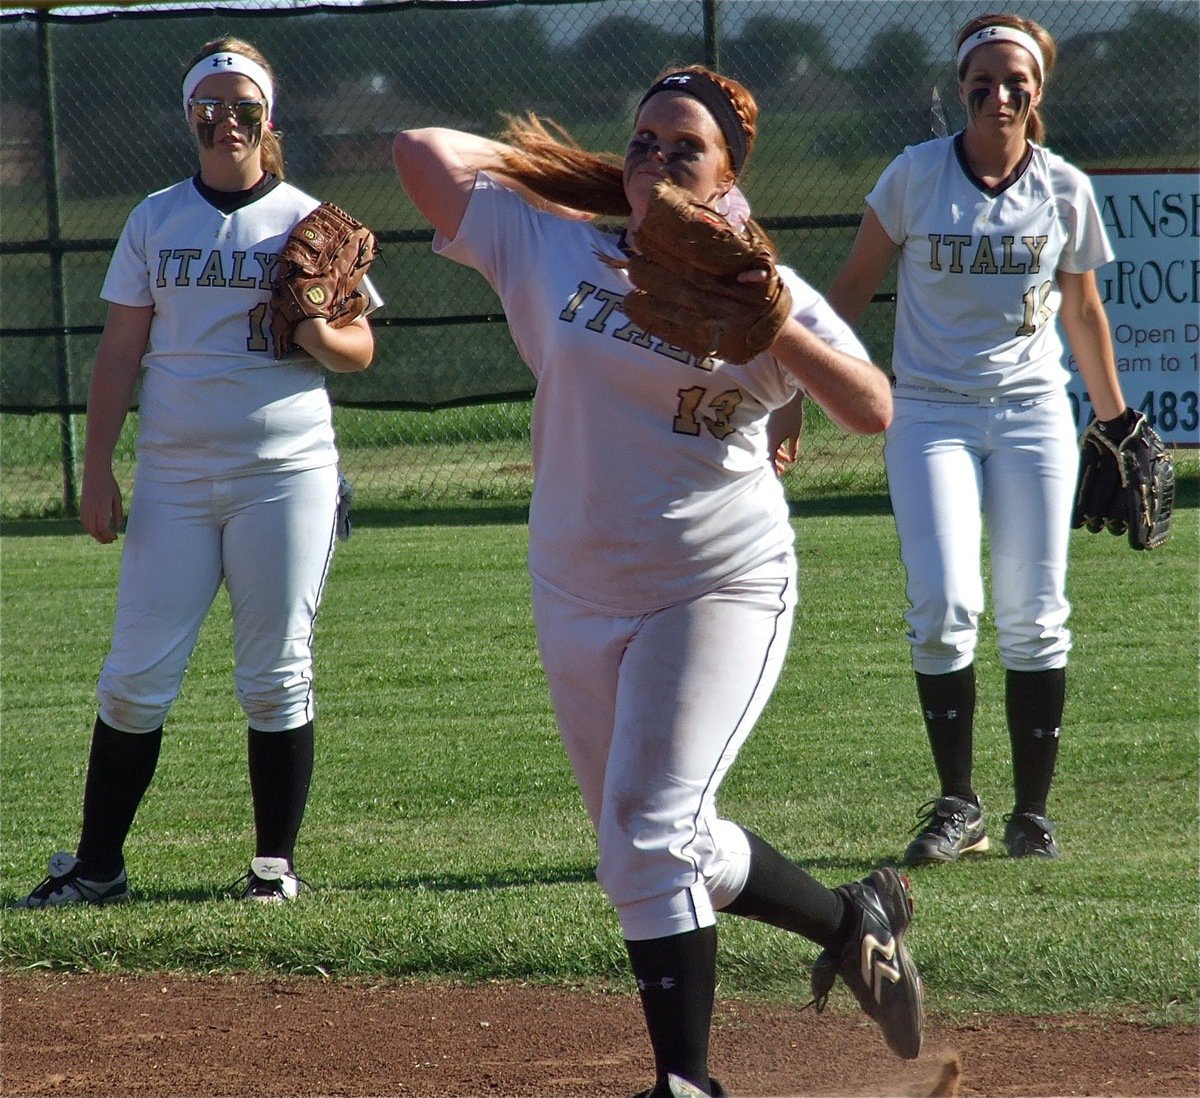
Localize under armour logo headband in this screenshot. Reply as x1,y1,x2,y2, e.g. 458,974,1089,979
182,52,275,123
638,71,748,175
956,26,1045,80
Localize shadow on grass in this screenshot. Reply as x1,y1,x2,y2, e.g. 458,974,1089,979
2,862,602,907
351,502,531,528
336,862,598,895
0,503,534,538
0,851,972,908
4,469,1195,537
789,493,893,519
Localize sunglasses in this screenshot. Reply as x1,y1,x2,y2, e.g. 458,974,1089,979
189,98,267,126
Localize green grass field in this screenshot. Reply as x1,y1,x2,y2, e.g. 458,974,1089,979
1,400,892,520
2,480,1197,1023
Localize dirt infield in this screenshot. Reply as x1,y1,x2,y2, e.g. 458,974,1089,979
3,974,1196,1097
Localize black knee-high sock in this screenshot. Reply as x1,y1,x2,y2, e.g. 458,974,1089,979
915,666,977,801
1006,668,1065,817
716,829,845,949
625,927,717,1095
247,721,314,863
76,716,162,879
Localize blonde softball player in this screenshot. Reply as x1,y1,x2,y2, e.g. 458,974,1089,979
395,65,922,1098
21,37,378,908
827,13,1132,865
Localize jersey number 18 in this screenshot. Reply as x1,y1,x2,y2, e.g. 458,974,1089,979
1016,279,1054,336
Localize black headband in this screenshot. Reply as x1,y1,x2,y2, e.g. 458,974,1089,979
637,70,748,175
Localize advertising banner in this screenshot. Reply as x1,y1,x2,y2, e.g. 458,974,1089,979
1070,170,1200,445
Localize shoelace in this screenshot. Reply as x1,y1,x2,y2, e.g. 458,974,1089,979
228,867,311,897
27,868,79,901
1003,813,1052,842
909,799,968,837
27,865,122,904
805,956,838,1013
249,876,280,896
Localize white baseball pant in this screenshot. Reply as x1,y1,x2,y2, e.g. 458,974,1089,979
885,388,1077,676
97,465,338,734
532,550,796,942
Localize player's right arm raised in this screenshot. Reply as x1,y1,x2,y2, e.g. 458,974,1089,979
393,129,509,239
394,128,594,240
81,303,152,543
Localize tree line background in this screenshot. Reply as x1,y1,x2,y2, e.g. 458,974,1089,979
2,2,1194,200
0,0,1196,515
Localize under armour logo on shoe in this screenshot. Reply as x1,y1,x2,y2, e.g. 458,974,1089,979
860,932,901,1003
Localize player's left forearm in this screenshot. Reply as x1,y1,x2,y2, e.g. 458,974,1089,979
293,316,374,373
1058,269,1125,421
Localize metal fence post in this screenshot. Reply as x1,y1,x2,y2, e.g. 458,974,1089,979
36,12,79,515
702,0,719,71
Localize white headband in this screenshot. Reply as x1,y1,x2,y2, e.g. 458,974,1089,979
182,52,275,123
956,26,1045,80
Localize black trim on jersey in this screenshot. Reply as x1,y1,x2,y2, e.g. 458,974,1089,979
953,132,1033,198
192,172,283,214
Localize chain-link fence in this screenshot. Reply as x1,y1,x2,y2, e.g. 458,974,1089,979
2,0,1196,517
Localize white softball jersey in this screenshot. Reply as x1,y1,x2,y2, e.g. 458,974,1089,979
436,173,869,615
101,178,375,481
868,136,1114,399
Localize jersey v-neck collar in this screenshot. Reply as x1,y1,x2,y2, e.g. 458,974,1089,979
953,132,1033,198
192,172,282,214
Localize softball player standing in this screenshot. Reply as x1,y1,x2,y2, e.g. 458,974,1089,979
395,65,922,1097
826,13,1131,865
20,37,377,907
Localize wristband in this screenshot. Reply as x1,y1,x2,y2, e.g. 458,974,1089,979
1097,407,1136,438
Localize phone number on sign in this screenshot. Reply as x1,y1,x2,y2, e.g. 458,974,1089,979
1070,388,1200,435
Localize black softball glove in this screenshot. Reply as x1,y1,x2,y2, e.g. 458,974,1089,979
1071,408,1174,551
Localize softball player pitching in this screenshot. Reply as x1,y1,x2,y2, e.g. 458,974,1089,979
395,65,922,1097
827,13,1133,865
20,37,378,908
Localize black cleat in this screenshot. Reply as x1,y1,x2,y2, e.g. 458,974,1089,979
233,856,304,902
17,851,130,908
1003,812,1060,858
903,795,989,866
811,867,924,1059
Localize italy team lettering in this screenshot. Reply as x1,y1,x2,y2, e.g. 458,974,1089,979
927,233,1048,274
559,279,713,369
155,248,279,289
